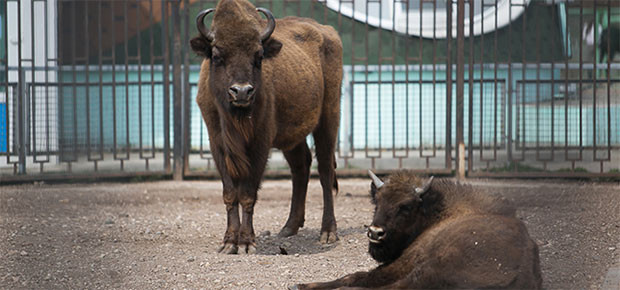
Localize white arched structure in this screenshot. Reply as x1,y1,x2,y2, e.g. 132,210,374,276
325,0,530,39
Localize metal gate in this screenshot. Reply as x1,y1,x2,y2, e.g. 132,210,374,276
1,0,619,183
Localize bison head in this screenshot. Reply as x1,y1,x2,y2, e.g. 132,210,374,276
365,170,437,264
190,0,282,113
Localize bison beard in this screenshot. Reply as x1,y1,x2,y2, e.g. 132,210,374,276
368,227,420,264
192,0,343,254
293,170,542,289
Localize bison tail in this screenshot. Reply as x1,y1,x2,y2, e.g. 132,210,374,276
333,176,339,196
332,162,339,196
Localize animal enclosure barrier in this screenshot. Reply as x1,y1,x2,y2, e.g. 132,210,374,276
1,0,619,182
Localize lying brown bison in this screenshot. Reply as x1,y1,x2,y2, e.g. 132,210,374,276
293,170,542,289
190,0,342,254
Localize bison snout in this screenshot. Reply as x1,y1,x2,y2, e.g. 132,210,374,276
229,84,255,107
367,225,385,243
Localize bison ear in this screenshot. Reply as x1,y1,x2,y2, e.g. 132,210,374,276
262,38,282,59
190,35,212,58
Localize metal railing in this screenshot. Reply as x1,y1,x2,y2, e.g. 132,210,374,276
1,0,619,182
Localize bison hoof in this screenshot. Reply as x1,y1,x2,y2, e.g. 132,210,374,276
217,243,238,254
238,244,257,255
278,226,299,237
319,231,339,244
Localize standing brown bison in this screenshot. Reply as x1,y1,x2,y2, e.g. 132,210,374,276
293,170,542,289
190,0,342,254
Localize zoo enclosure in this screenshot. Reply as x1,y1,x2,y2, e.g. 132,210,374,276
1,0,619,182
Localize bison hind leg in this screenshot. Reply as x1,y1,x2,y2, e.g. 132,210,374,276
313,122,339,244
279,141,313,237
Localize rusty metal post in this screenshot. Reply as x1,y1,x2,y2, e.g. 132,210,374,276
172,0,184,180
445,0,453,171
182,0,191,176
162,1,172,174
456,0,465,179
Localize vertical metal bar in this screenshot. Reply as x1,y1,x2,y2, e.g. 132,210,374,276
520,0,527,164
578,3,583,161
149,0,156,169
3,0,10,165
112,0,118,167
163,0,171,173
493,0,498,162
404,0,410,163
564,0,570,162
58,1,65,168
456,0,465,179
432,0,437,162
43,0,50,171
138,0,145,167
348,0,355,165
364,0,370,167
592,0,598,162
550,0,556,163
122,0,130,170
480,1,485,165
183,0,191,175
96,0,104,171
172,0,183,180
391,0,396,164
535,0,541,166
472,0,478,172
507,0,513,164
30,0,36,168
85,1,92,168
16,0,25,174
445,0,453,170
605,1,611,169
377,0,382,159
418,0,423,161
70,0,77,171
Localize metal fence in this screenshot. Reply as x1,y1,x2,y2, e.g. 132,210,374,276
1,0,619,182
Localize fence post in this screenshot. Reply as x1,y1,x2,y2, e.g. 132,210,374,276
18,68,26,174
172,0,184,180
445,0,453,171
163,1,172,174
182,0,191,176
456,0,465,179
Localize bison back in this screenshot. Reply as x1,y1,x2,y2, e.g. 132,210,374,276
263,17,342,151
404,214,542,289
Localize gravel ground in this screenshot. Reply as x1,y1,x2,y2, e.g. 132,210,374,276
1,178,619,289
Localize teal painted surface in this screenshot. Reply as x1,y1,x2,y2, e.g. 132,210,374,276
59,71,171,150
59,68,619,151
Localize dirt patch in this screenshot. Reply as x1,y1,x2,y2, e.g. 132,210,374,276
1,178,619,289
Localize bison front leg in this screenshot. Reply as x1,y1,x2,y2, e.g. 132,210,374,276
236,148,268,254
238,193,257,254
290,271,377,289
218,189,240,254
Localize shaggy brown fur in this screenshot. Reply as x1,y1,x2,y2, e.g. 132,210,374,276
294,171,542,289
191,0,342,254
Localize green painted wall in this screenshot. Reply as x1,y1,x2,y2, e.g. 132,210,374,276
91,1,567,66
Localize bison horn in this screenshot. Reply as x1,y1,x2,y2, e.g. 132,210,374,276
414,176,434,198
196,8,215,43
256,7,276,42
368,170,384,189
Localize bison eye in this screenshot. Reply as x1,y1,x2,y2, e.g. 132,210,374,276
399,203,415,213
211,54,224,66
254,52,264,68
